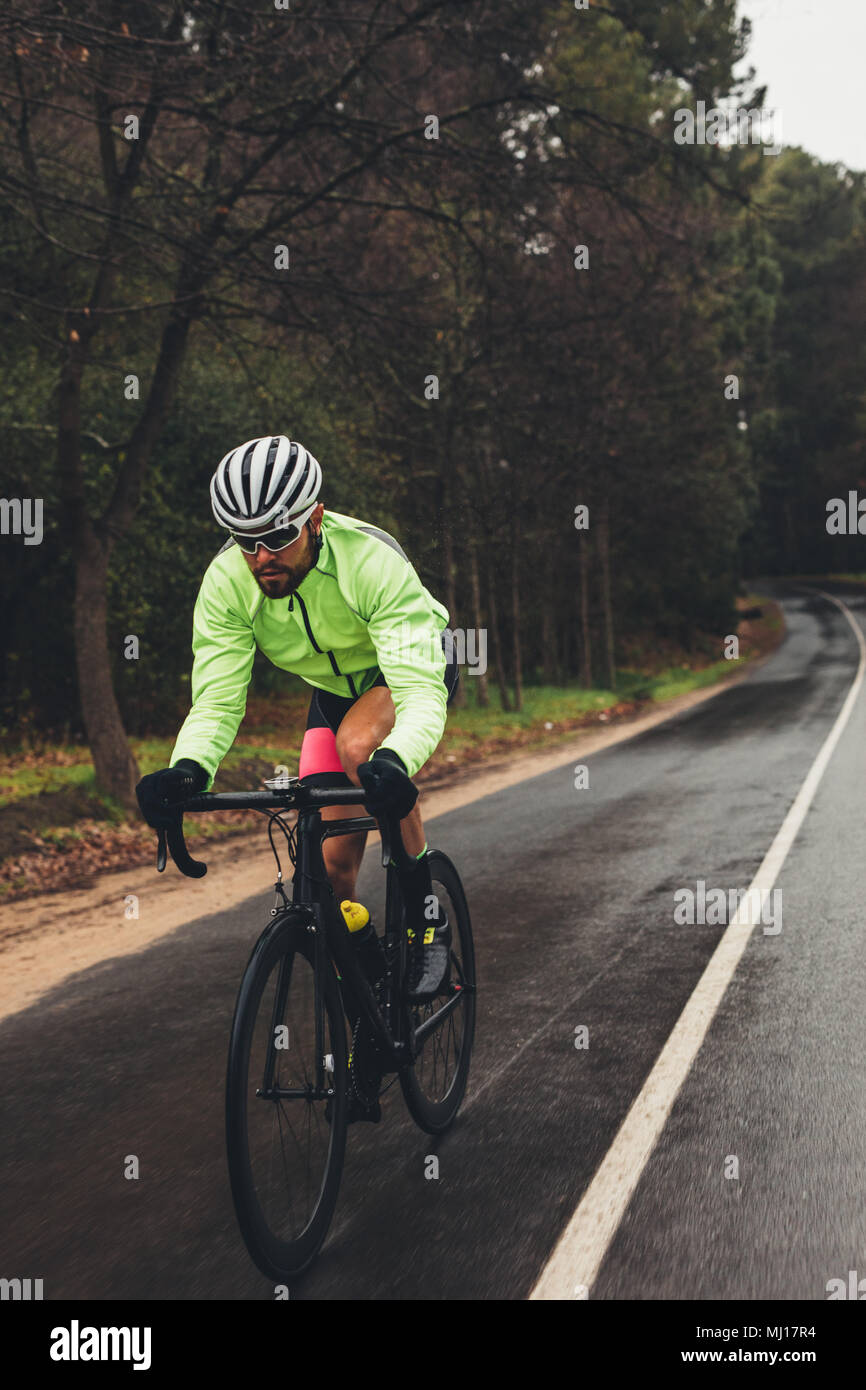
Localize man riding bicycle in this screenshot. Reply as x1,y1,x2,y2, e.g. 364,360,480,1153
136,434,457,1001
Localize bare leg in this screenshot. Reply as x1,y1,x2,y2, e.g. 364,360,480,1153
321,686,425,904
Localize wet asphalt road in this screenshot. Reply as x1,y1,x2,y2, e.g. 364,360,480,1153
2,582,864,1301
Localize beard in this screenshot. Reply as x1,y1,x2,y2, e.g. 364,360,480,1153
252,528,316,598
255,571,296,598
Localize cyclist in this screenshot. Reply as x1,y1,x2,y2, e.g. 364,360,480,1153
136,434,458,1001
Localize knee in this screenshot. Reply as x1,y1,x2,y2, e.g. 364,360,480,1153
336,729,376,782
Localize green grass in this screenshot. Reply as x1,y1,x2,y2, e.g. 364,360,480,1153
432,683,619,752
780,573,866,590
437,659,742,747
628,659,739,703
0,737,305,810
809,573,866,586
0,757,96,807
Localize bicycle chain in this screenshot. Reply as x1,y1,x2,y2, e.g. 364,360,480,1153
349,1016,385,1106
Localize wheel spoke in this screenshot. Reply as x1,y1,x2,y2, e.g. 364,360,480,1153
236,932,344,1253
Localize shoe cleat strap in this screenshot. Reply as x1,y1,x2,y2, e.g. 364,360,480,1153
407,924,439,946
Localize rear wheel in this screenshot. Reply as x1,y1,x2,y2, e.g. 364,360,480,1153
225,910,348,1281
399,851,476,1133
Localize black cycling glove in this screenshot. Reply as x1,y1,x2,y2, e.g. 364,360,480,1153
136,759,208,829
357,748,418,819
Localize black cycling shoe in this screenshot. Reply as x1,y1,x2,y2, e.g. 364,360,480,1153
406,913,451,1002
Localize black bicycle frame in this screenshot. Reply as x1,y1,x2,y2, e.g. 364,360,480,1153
306,801,467,1060
292,798,415,1071
174,780,441,1072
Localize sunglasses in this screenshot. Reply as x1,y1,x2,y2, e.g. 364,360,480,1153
230,521,305,554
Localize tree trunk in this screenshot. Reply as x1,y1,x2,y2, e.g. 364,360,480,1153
597,498,616,692
440,423,466,708
64,282,198,804
579,528,592,689
511,515,523,711
469,536,488,706
486,547,511,711
560,614,569,685
541,541,556,683
782,496,796,574
55,306,141,804
443,518,466,709
74,527,140,802
479,429,510,710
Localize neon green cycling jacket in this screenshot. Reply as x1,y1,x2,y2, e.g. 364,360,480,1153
170,509,450,786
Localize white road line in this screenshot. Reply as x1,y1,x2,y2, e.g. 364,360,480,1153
529,589,866,1301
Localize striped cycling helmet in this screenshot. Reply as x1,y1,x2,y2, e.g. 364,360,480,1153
210,435,321,536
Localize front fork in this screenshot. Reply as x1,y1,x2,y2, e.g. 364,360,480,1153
383,860,418,1067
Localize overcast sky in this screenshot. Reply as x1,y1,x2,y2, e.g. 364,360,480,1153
739,0,866,171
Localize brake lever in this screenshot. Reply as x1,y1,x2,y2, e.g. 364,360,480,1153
167,818,207,878
153,816,207,878
378,809,419,872
379,814,392,868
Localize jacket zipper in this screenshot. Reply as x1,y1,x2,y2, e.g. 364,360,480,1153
291,590,358,697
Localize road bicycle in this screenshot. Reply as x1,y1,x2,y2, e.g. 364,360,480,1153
154,775,476,1281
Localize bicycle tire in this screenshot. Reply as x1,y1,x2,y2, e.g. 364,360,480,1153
399,851,476,1134
225,908,348,1281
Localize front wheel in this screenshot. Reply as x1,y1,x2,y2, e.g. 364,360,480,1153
399,851,476,1134
225,909,348,1281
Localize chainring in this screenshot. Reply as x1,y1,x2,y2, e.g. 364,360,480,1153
349,1017,385,1106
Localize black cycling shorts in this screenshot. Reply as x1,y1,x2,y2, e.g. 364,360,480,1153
299,630,459,780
